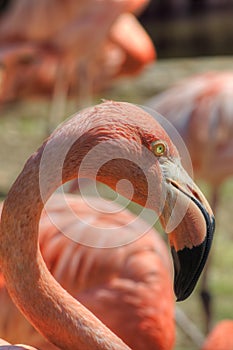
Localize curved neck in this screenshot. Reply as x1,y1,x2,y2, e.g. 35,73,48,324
0,126,130,349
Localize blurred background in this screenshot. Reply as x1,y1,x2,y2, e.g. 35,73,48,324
0,1,233,349
140,0,233,58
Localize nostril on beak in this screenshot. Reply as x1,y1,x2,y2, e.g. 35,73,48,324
186,184,203,203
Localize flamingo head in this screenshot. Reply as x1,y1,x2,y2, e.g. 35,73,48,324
59,101,215,301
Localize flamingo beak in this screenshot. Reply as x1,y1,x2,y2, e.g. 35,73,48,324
160,163,215,301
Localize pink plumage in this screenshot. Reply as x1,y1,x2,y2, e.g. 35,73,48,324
0,0,155,103
201,320,233,350
0,101,214,350
147,71,233,186
0,194,175,350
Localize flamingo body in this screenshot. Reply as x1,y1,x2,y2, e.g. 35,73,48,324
147,71,233,186
0,0,155,103
0,194,175,350
201,320,233,350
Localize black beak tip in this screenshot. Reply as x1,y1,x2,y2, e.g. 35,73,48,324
172,215,215,302
175,287,193,302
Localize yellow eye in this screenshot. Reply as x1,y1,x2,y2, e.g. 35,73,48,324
151,141,166,156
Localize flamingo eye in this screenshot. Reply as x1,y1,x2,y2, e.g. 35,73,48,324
151,141,166,156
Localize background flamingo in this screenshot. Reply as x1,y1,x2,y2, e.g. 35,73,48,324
0,101,214,349
146,72,233,199
0,0,155,106
201,320,233,350
0,194,175,350
146,71,233,332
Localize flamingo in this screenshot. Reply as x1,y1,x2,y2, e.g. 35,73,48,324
0,194,175,350
201,320,233,350
146,71,233,331
0,0,155,105
146,72,233,197
0,101,215,349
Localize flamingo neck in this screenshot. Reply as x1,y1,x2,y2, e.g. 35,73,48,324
0,123,130,350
